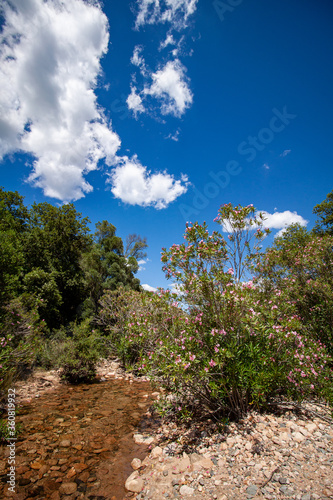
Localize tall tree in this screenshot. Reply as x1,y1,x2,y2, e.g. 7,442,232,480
23,202,92,327
313,189,333,235
0,188,28,308
81,221,142,315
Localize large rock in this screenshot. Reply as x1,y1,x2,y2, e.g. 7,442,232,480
125,471,144,493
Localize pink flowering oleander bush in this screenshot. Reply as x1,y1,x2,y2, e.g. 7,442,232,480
0,296,43,404
255,228,333,356
98,288,185,368
98,204,333,419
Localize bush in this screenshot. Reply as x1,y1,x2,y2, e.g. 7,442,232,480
98,204,333,420
256,229,333,355
35,328,69,370
98,288,184,368
58,319,102,384
0,296,43,404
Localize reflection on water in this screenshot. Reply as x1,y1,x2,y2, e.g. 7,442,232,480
1,378,157,499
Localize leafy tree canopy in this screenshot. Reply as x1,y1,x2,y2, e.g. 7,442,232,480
313,189,333,235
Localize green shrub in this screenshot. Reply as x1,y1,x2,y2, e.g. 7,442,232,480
0,296,43,403
35,328,69,370
98,204,333,420
58,319,102,384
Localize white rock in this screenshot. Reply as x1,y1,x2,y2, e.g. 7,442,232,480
131,458,142,470
125,471,144,493
305,423,317,433
151,446,163,458
292,432,305,443
133,434,155,445
179,485,195,496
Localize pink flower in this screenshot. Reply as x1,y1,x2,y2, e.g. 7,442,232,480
227,268,234,275
209,359,216,367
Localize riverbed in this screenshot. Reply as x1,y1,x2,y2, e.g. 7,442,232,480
0,376,156,499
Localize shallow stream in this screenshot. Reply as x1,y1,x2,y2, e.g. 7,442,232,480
0,377,156,499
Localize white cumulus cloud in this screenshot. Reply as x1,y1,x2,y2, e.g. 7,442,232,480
0,0,120,202
220,210,308,237
142,284,158,292
135,0,198,30
0,0,189,207
109,156,189,209
126,86,145,117
145,59,193,117
260,210,308,237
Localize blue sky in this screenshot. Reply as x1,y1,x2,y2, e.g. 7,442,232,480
1,0,333,291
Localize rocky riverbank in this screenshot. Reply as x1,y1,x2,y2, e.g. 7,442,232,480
125,403,333,500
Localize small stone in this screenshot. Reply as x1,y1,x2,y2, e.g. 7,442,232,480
66,467,76,479
131,458,142,470
151,446,163,458
30,462,43,470
280,485,293,496
306,423,317,433
246,485,258,498
323,489,333,497
292,432,305,443
301,494,311,500
163,470,169,476
279,476,288,485
179,485,195,496
133,434,154,445
59,440,71,447
59,482,77,495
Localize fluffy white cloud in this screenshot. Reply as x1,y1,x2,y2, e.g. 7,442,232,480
109,156,189,209
0,0,121,201
145,59,193,117
0,0,189,207
221,210,308,236
126,86,145,117
135,0,198,30
260,210,308,237
142,284,158,292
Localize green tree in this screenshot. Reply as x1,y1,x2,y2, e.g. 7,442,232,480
23,202,92,328
81,221,142,315
313,189,333,235
256,224,333,354
0,188,28,308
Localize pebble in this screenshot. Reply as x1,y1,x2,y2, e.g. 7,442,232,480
246,485,258,498
131,458,142,470
179,485,195,496
59,482,77,495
